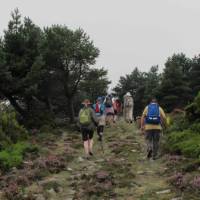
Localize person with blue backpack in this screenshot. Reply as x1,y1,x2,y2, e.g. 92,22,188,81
93,97,106,141
141,98,166,160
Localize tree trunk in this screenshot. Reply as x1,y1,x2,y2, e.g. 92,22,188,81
5,94,27,118
68,97,75,123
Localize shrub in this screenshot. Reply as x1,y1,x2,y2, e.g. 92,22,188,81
0,142,38,171
190,123,200,133
0,150,22,170
0,107,28,146
165,130,200,158
166,113,189,133
185,91,200,122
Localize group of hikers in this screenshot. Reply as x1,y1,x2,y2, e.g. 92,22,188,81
78,93,166,161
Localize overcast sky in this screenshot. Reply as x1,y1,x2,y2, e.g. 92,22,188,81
1,0,200,88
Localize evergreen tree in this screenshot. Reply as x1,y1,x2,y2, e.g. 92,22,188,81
42,25,99,121
158,54,192,112
80,67,111,101
113,67,146,117
190,55,200,96
144,65,160,103
0,9,44,119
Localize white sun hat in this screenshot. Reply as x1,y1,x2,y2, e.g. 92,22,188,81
126,92,131,96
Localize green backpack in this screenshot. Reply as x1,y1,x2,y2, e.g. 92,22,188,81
79,108,92,125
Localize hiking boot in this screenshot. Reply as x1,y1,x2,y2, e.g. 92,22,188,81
84,155,90,160
98,136,102,142
152,155,159,160
147,150,152,159
89,151,93,156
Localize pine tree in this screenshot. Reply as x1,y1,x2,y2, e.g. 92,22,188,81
190,55,200,96
158,54,192,112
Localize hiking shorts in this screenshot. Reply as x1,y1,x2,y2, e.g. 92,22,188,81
81,127,94,141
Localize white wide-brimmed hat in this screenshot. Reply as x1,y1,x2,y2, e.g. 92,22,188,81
126,92,131,96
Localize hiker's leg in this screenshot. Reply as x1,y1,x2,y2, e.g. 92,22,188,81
82,128,90,156
128,108,132,123
84,140,89,156
97,126,101,136
114,110,117,122
145,130,153,158
152,131,160,159
88,139,93,154
99,125,104,136
130,107,133,123
88,130,94,154
97,126,104,141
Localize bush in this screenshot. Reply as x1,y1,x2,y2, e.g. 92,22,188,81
166,113,189,133
0,107,28,148
165,130,200,158
185,91,200,121
0,142,38,171
190,123,200,133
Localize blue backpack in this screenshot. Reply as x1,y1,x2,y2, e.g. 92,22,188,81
145,103,160,124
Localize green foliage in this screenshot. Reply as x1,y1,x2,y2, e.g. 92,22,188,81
0,106,28,149
185,91,200,121
164,92,200,158
166,114,189,133
42,25,99,121
0,150,22,170
190,123,200,133
113,67,147,116
0,9,44,119
0,142,38,171
0,10,101,124
190,56,200,96
80,67,111,101
166,130,200,158
158,53,192,112
113,53,198,116
143,65,160,103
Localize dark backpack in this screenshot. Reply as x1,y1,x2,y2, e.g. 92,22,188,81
145,103,160,124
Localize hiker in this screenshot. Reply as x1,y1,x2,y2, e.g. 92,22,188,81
141,98,166,160
78,99,98,158
93,97,106,141
112,97,122,122
123,92,134,123
104,94,115,125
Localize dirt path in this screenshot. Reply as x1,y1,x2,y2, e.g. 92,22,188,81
24,121,181,200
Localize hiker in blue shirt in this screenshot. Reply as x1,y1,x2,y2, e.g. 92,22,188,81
93,97,106,141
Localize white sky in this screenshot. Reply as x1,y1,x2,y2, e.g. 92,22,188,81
1,0,200,88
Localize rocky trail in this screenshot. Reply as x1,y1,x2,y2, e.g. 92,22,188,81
1,121,183,200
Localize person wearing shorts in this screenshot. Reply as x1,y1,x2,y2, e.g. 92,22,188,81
81,128,94,142
78,99,98,158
